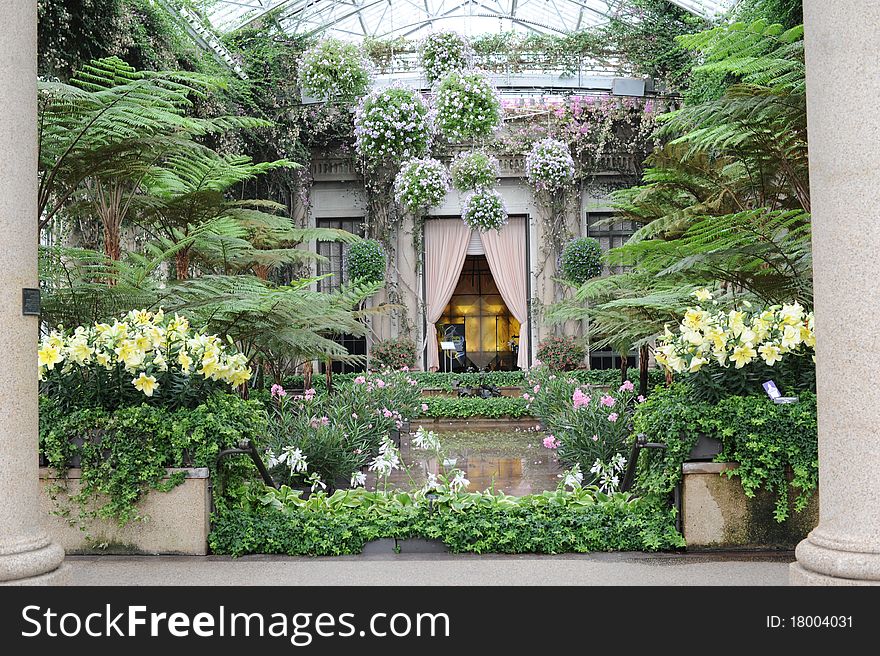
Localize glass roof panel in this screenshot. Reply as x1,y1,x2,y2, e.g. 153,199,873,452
194,0,741,39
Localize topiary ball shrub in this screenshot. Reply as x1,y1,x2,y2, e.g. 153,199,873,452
370,337,417,371
450,150,500,192
298,38,372,101
434,69,502,142
418,31,472,84
393,157,450,213
461,187,507,232
560,237,603,284
536,335,586,371
345,239,386,284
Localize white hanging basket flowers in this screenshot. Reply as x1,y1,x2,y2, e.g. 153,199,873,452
353,82,433,168
461,187,508,232
450,150,500,192
434,68,502,143
525,138,576,193
393,157,450,214
298,38,372,101
418,31,473,84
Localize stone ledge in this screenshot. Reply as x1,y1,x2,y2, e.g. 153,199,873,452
40,467,210,480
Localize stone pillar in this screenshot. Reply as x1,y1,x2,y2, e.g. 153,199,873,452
791,1,880,585
0,0,66,585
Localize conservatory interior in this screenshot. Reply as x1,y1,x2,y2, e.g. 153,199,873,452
7,0,880,587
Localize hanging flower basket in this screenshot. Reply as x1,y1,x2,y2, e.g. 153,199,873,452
354,83,432,167
461,187,508,232
525,138,576,192
450,150,500,191
393,157,450,213
298,38,372,101
418,31,472,84
435,69,502,143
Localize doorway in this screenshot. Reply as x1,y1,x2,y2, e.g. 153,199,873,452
437,255,520,372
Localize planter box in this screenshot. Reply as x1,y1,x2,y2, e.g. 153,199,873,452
39,467,210,555
681,462,818,550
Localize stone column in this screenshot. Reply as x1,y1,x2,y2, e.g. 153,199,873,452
0,0,66,585
791,1,880,585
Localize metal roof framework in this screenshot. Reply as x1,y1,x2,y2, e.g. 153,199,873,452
193,0,740,40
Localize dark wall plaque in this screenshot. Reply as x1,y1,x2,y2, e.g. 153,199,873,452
22,288,41,316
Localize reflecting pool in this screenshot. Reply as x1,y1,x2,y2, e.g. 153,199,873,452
367,427,562,496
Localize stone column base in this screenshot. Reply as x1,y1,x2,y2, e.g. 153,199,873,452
790,532,880,585
0,563,69,586
790,563,880,586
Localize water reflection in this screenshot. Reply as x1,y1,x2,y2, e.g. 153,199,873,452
367,428,562,496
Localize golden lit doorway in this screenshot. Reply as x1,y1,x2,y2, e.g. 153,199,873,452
438,255,520,371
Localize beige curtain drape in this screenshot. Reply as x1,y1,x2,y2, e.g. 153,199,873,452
424,219,472,371
481,217,530,370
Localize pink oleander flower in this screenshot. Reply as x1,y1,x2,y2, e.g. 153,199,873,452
523,393,531,401
592,434,599,441
304,388,316,401
572,388,591,410
542,435,560,449
533,384,540,393
382,408,393,418
352,413,359,419
321,416,329,426
270,384,287,399
619,380,635,392
354,375,366,384
608,412,619,423
421,403,429,412
402,366,410,372
637,395,646,403
408,378,417,386
376,379,386,388
600,395,615,407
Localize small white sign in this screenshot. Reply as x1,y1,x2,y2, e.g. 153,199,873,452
440,341,456,350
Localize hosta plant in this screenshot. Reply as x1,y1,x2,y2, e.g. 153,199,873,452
435,69,502,142
393,158,450,213
450,150,500,191
461,187,507,232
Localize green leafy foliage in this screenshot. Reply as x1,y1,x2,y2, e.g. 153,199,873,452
209,485,684,556
40,393,265,526
418,397,531,419
298,38,371,101
345,239,386,284
633,383,818,522
536,335,586,371
370,337,417,370
559,237,603,285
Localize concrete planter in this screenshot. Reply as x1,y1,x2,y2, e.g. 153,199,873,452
39,467,211,555
681,462,818,550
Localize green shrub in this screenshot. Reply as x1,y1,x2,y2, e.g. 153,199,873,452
209,486,684,556
418,396,531,419
345,239,386,284
40,393,266,526
560,237,603,285
633,383,818,522
370,337,417,370
536,335,586,371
